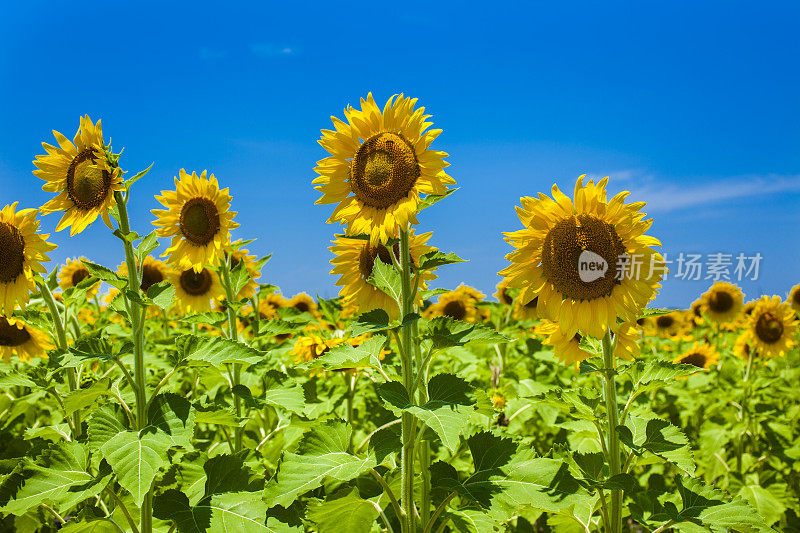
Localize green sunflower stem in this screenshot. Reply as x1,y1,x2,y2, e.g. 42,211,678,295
399,227,417,533
113,191,152,533
218,256,243,452
601,329,622,533
37,280,81,439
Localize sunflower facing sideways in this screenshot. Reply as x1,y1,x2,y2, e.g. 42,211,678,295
701,281,743,324
0,316,53,362
425,285,486,323
0,203,57,315
745,296,798,358
673,342,718,370
314,93,455,244
59,257,101,298
788,284,800,315
152,169,239,272
330,231,436,320
500,175,665,340
33,115,124,235
169,266,223,313
228,240,261,300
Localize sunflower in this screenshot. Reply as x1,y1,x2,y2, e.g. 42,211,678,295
314,93,455,244
788,284,800,315
33,115,124,235
0,203,56,314
0,316,53,362
228,240,261,300
733,332,755,361
512,294,539,321
288,293,319,316
615,322,641,360
534,320,591,365
117,255,173,294
59,257,101,298
169,266,223,312
290,332,348,374
746,296,798,358
689,299,705,328
494,280,514,306
240,292,288,334
701,281,743,324
651,311,683,338
330,231,436,320
424,285,485,323
673,343,718,370
152,169,239,272
500,175,665,340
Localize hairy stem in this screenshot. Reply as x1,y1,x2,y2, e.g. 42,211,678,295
601,329,622,533
218,256,243,451
399,227,416,533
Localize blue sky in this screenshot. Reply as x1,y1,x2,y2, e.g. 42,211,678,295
1,1,798,307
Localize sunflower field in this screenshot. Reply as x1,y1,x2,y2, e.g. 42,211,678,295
1,95,799,533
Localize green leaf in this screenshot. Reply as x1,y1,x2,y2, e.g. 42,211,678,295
625,359,698,399
0,370,37,389
179,312,228,327
737,485,785,526
232,370,305,414
619,415,695,475
146,280,175,310
349,309,390,335
422,317,511,350
23,424,71,442
229,259,251,298
304,335,387,374
101,430,171,506
147,393,195,447
177,335,265,368
63,378,113,416
87,405,128,451
419,187,458,210
257,318,311,337
124,162,153,189
675,476,771,532
638,307,675,318
307,488,379,533
79,260,127,290
135,229,160,265
417,251,467,270
366,258,401,304
59,519,121,533
263,420,376,508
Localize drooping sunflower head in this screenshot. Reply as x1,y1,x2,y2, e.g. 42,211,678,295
33,115,124,235
227,240,261,300
0,203,56,315
689,299,706,327
330,231,436,320
494,279,514,306
152,169,239,272
746,295,798,358
0,316,53,362
501,175,665,340
59,257,101,298
673,342,718,370
701,281,743,324
169,265,223,313
314,93,455,244
788,284,800,315
424,284,485,323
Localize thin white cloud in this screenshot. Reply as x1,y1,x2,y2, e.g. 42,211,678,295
251,43,297,57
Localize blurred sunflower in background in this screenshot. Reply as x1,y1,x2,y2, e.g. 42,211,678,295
0,317,52,362
701,281,743,324
500,175,665,340
0,203,56,314
290,331,347,368
651,311,683,338
734,332,755,361
117,256,173,294
746,296,798,358
512,294,539,321
689,299,705,328
152,169,239,272
33,115,123,235
674,342,718,370
330,231,436,320
228,240,261,300
240,292,287,334
788,284,800,315
288,293,318,316
314,93,455,244
170,266,223,312
494,280,514,306
59,257,101,298
424,285,485,323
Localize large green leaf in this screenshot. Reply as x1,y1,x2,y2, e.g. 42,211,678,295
306,488,379,533
366,259,401,304
232,370,305,414
619,414,695,475
177,334,265,368
101,430,171,506
421,317,510,350
303,335,387,374
147,393,196,447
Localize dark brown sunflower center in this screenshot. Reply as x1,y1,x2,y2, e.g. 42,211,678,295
500,289,512,305
359,242,401,278
0,318,30,347
680,352,707,368
294,301,310,313
524,297,538,309
0,222,25,283
179,268,213,296
541,214,626,301
443,300,467,321
755,312,784,344
140,264,164,293
180,198,220,246
351,132,420,209
656,315,674,329
693,304,702,317
708,290,734,313
793,290,800,306
636,318,647,326
71,268,91,287
67,148,112,210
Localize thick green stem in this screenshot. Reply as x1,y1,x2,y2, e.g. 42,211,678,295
218,257,243,451
38,281,81,438
413,317,431,526
399,228,416,533
601,329,622,533
114,191,151,533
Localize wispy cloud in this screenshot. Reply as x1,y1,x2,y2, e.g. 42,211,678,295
198,46,227,60
250,43,297,58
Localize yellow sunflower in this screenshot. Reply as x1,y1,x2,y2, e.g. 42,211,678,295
788,284,800,315
288,293,319,316
314,93,455,244
500,175,665,340
746,296,798,358
689,299,705,328
169,266,223,312
650,311,683,338
733,331,755,361
152,169,239,272
701,281,743,324
0,203,56,314
534,320,591,365
59,257,101,298
615,322,641,359
330,231,436,320
228,240,261,300
424,284,485,323
512,294,539,321
0,316,52,362
33,115,124,235
117,255,173,294
673,342,718,370
494,280,514,306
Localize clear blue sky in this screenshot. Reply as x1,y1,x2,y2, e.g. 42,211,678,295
1,1,798,307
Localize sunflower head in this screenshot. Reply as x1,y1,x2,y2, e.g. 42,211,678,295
0,316,53,362
0,204,56,314
701,281,743,324
170,265,223,312
788,284,800,315
117,256,173,295
59,257,101,298
424,285,485,323
747,295,798,358
500,175,665,340
674,342,718,370
315,93,455,244
288,293,318,316
494,280,514,306
33,116,124,235
152,169,240,272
